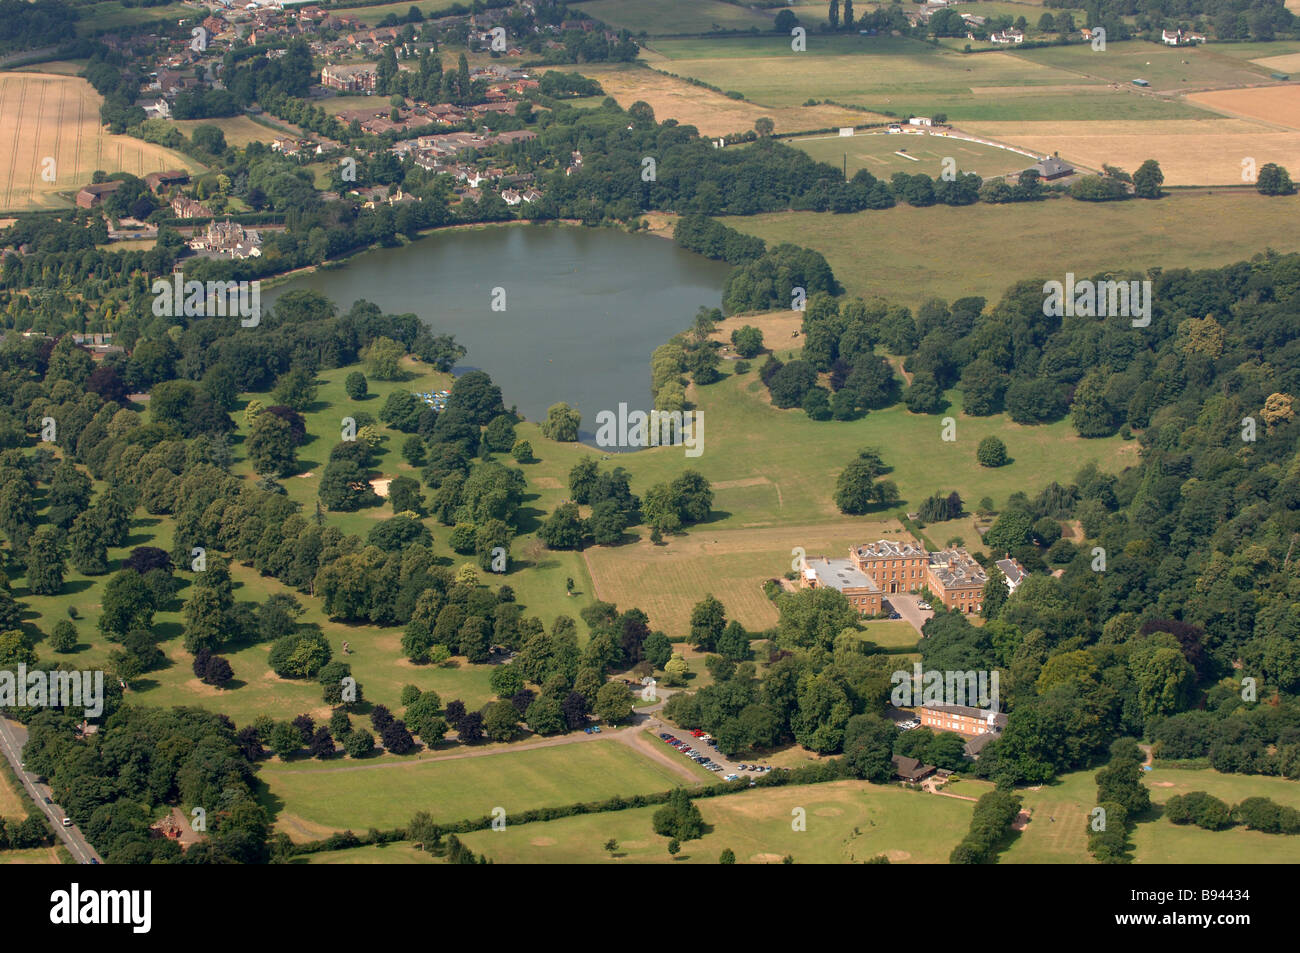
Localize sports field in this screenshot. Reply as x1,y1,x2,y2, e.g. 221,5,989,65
962,117,1300,185
720,189,1300,306
567,63,873,136
639,34,1206,120
791,129,1035,179
456,779,977,863
0,72,200,212
261,739,708,836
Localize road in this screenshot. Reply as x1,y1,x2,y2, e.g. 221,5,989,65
0,717,102,864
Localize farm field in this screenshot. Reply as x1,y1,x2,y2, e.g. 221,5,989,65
12,60,90,77
328,0,460,24
457,779,977,863
260,738,710,836
74,1,190,37
0,846,69,864
172,115,301,148
1188,84,1300,130
0,770,25,816
640,34,1205,119
567,63,874,136
790,129,1035,180
1013,41,1278,92
1250,52,1300,73
961,117,1300,185
0,72,201,212
572,0,776,34
720,189,1300,306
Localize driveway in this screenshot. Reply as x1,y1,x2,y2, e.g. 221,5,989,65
0,718,102,864
885,593,934,635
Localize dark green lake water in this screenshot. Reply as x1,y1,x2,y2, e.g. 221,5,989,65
268,224,730,443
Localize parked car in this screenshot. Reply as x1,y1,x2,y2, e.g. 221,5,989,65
724,774,739,781
917,602,932,611
889,611,901,620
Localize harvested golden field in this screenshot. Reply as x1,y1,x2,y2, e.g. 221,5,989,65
1250,52,1300,73
1188,84,1300,129
0,72,200,212
583,519,909,634
963,118,1300,185
566,64,878,137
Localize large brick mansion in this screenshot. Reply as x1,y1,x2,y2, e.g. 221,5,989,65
799,537,1020,615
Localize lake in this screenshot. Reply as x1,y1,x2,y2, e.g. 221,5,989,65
267,224,731,445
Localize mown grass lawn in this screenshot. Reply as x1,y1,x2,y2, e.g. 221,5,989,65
259,738,705,835
456,779,975,863
1003,765,1300,863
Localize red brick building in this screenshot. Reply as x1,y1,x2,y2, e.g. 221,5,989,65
850,538,928,595
926,548,986,613
919,704,1007,737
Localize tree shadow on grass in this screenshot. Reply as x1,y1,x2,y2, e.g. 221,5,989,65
695,508,733,527
153,620,184,643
